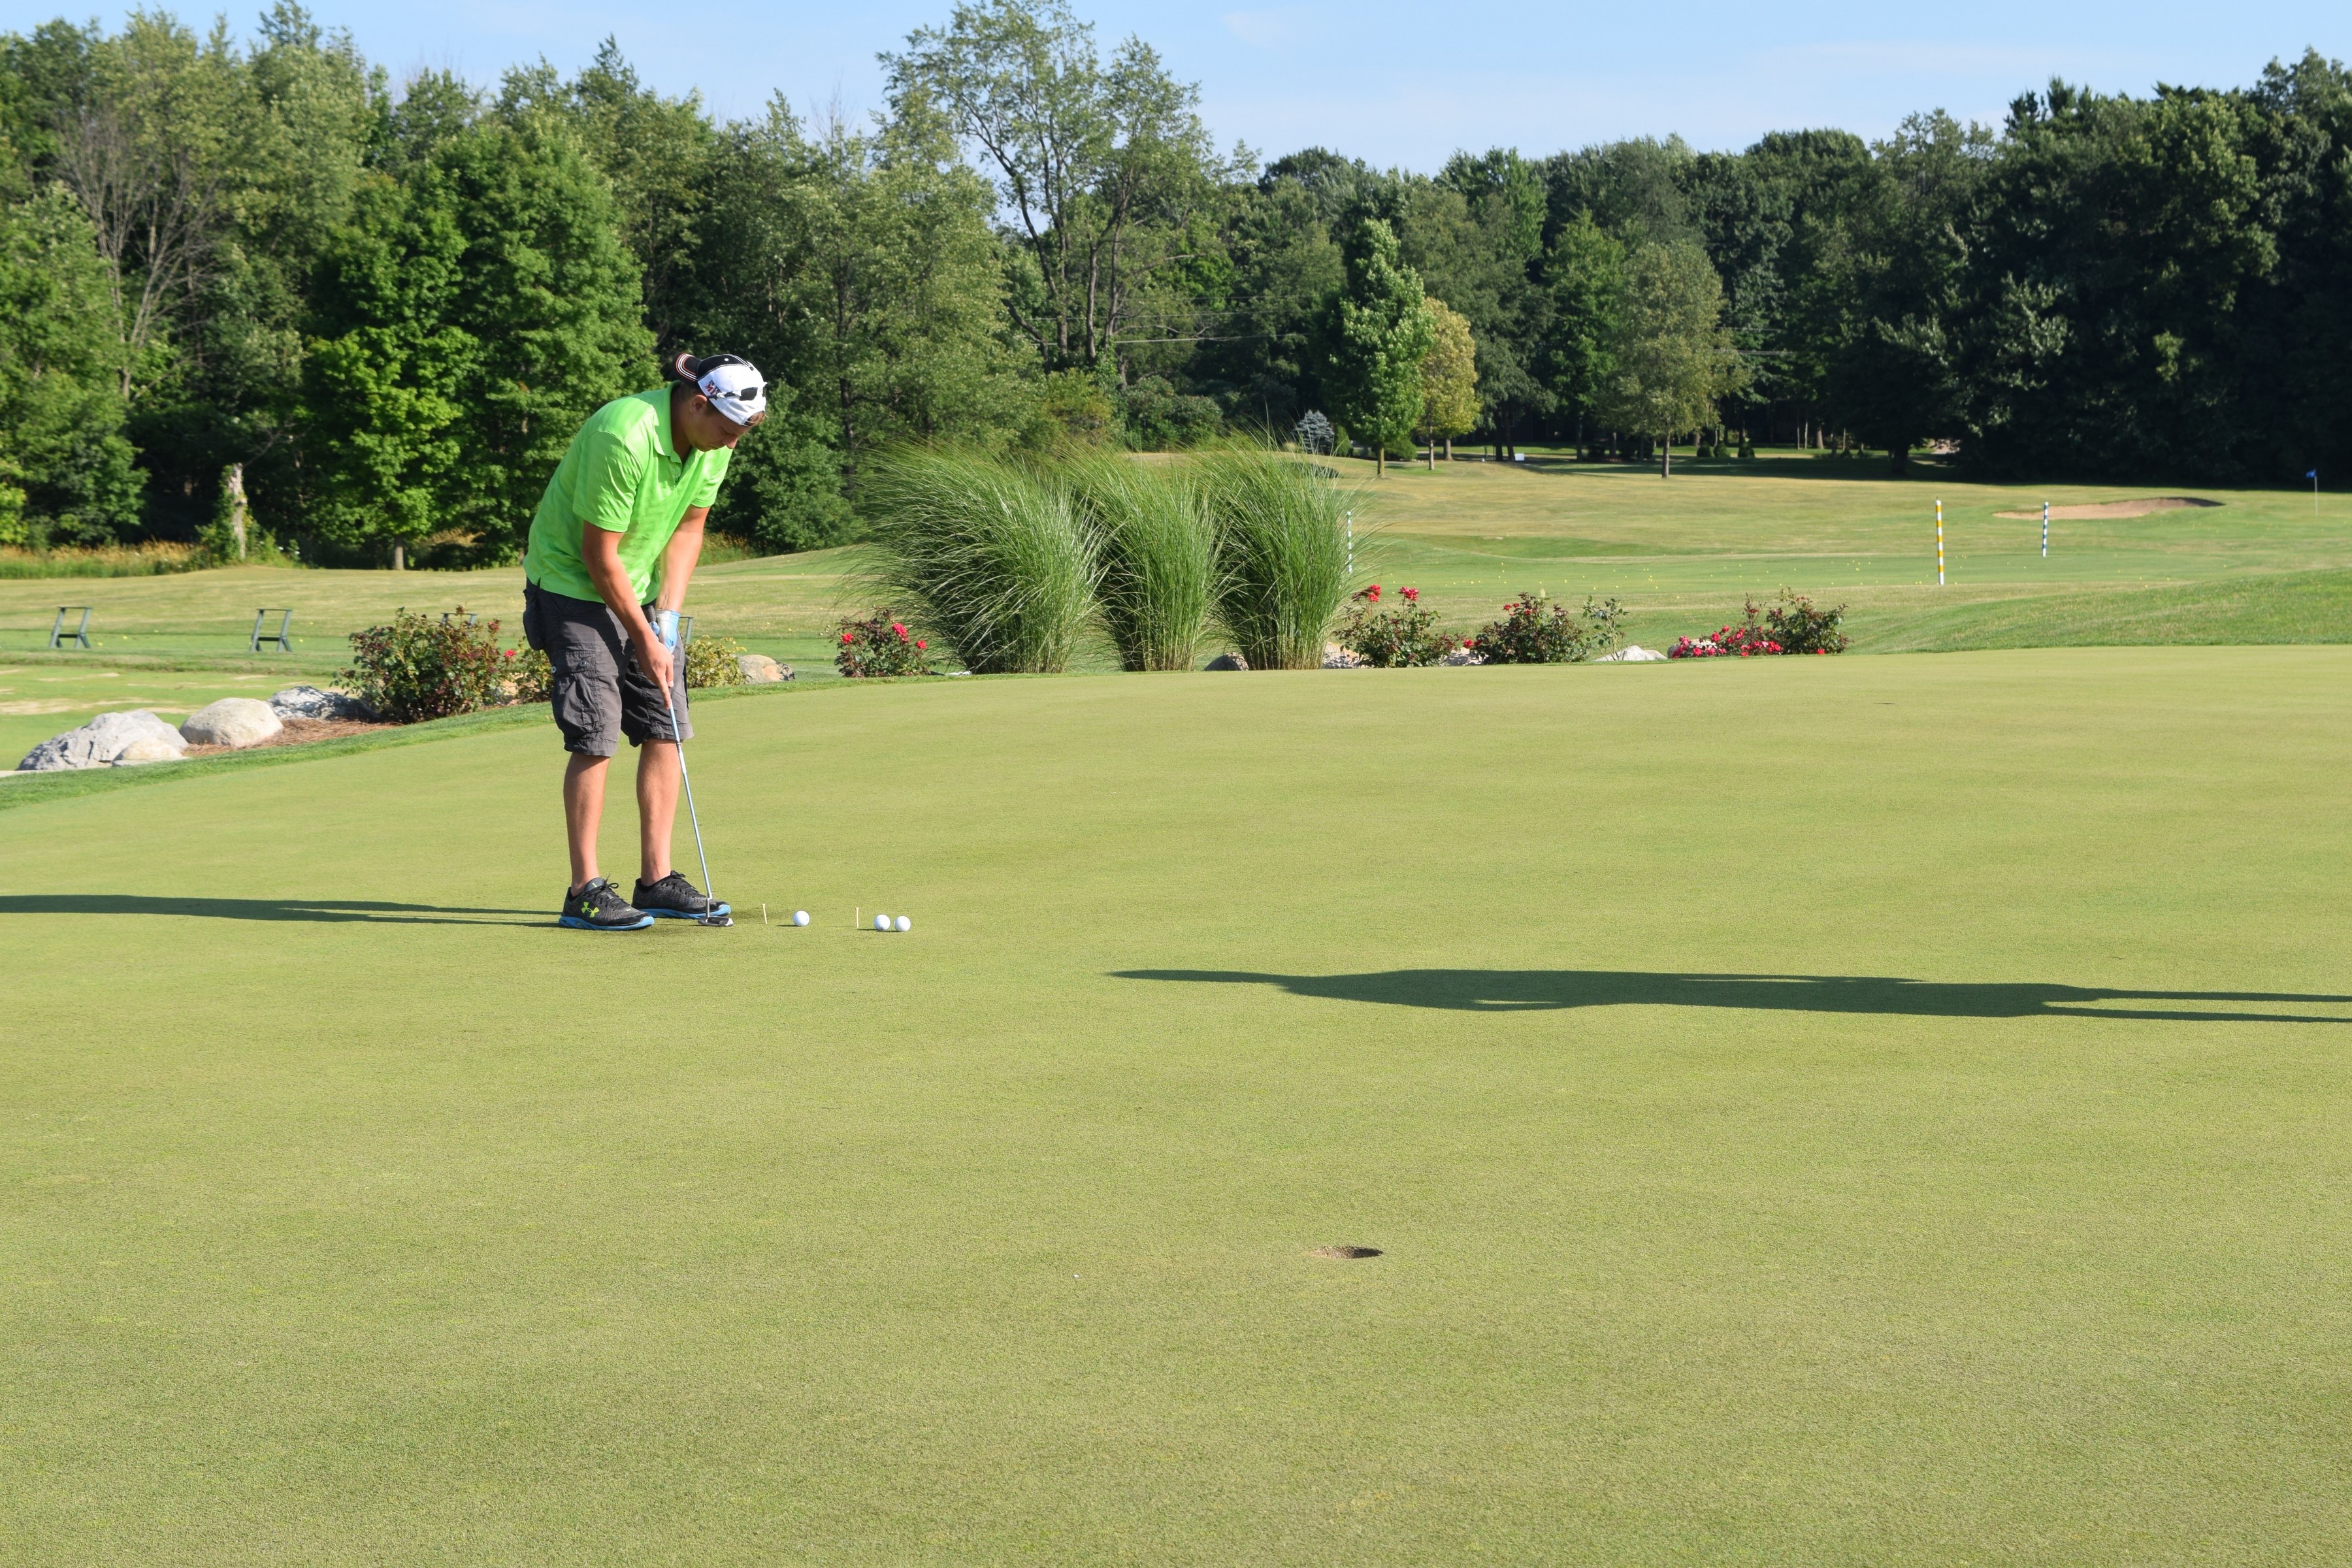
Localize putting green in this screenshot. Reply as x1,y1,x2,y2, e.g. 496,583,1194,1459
7,651,2350,1563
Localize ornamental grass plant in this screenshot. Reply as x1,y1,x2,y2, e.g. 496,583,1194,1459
859,446,1102,676
1062,452,1216,672
1199,446,1353,670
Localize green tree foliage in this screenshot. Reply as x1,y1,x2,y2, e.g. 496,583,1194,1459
1,13,2347,563
1416,296,1478,457
1322,218,1431,476
885,0,1236,377
302,114,647,563
1957,82,2279,476
0,181,144,542
496,40,717,355
1539,212,1624,439
683,94,1024,548
1593,242,1744,475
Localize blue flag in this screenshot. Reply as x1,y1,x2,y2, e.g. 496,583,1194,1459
2308,470,2319,480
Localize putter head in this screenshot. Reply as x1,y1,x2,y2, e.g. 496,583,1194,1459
698,911,734,928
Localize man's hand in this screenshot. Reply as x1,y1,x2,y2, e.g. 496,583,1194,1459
631,627,675,698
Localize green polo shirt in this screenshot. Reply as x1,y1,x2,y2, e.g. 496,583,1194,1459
523,387,732,605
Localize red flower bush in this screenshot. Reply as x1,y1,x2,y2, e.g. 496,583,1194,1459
836,612,938,678
1337,583,1457,666
1668,591,1850,659
1471,592,1625,664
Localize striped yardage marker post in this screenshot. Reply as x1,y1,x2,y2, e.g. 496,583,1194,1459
1936,498,1945,586
2042,500,2049,558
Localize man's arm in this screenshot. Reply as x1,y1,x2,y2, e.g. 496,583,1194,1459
580,522,672,694
655,506,708,615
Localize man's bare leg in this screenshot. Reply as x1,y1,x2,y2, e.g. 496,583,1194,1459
564,753,609,892
637,740,680,885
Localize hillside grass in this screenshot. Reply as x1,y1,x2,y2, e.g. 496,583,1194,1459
2,451,2343,762
5,648,2350,1562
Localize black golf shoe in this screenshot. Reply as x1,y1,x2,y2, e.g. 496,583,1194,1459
632,871,730,922
559,877,654,932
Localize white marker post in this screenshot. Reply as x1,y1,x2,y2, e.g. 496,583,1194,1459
1345,510,1353,577
2042,500,2049,559
1936,498,1945,587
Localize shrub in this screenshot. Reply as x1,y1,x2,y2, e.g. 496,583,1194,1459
1117,376,1222,450
1762,589,1850,654
1337,583,1457,667
860,446,1100,674
684,633,747,689
1296,410,1336,455
1470,592,1625,664
836,613,938,678
346,608,513,723
1668,591,1849,659
510,646,554,702
1668,625,1782,659
1201,446,1352,670
1064,451,1216,672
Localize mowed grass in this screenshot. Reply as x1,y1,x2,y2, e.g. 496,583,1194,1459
6,649,2351,1563
1341,448,2352,646
0,555,860,765
0,450,2344,761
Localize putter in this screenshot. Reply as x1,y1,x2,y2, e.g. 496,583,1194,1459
659,674,731,927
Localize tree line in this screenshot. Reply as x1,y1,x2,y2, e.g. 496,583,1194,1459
1,0,2345,562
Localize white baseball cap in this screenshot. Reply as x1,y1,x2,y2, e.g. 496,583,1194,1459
681,353,767,427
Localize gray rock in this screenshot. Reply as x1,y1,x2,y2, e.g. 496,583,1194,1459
16,709,187,772
269,684,374,721
180,697,283,749
735,653,791,683
1321,644,1366,669
1205,653,1249,671
1593,644,1667,663
1441,647,1484,666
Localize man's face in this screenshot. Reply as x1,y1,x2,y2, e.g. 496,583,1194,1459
679,393,761,453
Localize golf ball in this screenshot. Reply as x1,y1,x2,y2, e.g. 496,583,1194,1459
874,913,891,931
893,915,911,932
791,909,809,926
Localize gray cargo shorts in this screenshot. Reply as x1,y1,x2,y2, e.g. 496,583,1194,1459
521,581,691,757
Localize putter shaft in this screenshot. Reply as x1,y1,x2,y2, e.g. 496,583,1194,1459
659,677,724,923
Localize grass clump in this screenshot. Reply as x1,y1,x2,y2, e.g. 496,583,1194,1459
1200,447,1353,670
860,447,1100,675
1063,452,1216,672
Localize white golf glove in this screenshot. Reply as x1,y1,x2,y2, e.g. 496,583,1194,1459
650,608,681,651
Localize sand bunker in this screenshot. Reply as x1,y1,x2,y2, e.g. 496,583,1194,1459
1993,496,2221,519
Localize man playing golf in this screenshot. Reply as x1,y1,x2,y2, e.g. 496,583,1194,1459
522,351,765,931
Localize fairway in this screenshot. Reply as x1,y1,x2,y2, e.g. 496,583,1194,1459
4,455,2347,770
7,650,2350,1563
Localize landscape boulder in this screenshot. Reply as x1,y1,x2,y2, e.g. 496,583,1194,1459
1320,644,1366,668
1204,653,1249,671
113,735,189,766
16,709,188,772
734,654,791,683
180,698,284,749
1594,645,1667,663
269,684,374,721
1441,647,1484,666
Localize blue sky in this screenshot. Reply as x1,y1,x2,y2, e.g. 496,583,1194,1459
14,0,2348,167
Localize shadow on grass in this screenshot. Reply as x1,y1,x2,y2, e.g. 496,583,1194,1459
1113,969,2352,1024
0,894,546,927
